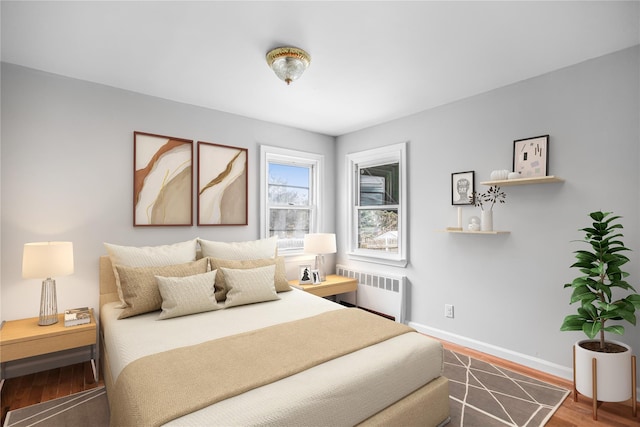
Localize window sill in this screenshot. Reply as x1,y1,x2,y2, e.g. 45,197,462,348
347,253,407,268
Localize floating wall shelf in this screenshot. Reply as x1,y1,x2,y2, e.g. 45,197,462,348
480,176,564,186
442,175,564,235
443,230,510,235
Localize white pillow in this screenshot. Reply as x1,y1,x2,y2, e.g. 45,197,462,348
104,239,198,307
156,270,220,320
222,265,279,308
198,237,277,260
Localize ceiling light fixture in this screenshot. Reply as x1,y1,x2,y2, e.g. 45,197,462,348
266,46,311,85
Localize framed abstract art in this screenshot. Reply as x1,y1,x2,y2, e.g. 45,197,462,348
133,131,193,226
197,141,248,226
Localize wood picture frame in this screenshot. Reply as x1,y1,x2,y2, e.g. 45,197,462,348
451,171,475,205
197,141,248,226
513,135,549,178
134,131,193,226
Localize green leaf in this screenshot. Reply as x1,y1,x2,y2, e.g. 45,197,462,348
570,287,596,304
617,309,636,325
570,261,595,270
611,280,633,291
560,315,585,331
595,282,612,301
582,322,600,339
603,325,625,335
627,294,640,309
580,303,598,319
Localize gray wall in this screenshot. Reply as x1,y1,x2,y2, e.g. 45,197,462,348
336,46,640,381
2,45,639,384
1,63,335,321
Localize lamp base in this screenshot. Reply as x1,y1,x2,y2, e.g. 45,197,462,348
315,254,326,282
39,278,58,326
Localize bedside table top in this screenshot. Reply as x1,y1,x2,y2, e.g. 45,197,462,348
289,274,357,298
0,310,96,346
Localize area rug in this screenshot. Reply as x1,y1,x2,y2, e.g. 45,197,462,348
444,350,570,427
4,354,569,427
3,387,109,427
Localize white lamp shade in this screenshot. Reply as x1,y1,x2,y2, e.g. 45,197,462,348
303,233,336,254
22,241,74,279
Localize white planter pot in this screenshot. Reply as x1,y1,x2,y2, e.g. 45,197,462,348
574,339,632,402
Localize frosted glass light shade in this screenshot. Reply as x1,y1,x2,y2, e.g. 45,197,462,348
23,241,74,279
303,233,336,255
266,47,311,85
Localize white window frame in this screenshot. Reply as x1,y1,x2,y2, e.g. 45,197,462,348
260,145,324,255
347,142,407,267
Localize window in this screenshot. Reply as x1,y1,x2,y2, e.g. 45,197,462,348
260,145,324,254
347,142,407,266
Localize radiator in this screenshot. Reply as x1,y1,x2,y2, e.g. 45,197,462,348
336,264,406,323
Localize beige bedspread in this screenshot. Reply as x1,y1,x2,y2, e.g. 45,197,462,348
110,308,414,427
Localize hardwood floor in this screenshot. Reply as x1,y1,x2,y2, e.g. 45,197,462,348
0,344,637,426
1,361,103,425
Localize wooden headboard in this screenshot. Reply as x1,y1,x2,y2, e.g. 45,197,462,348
100,255,120,308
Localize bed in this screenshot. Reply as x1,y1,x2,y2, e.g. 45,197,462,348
98,241,450,427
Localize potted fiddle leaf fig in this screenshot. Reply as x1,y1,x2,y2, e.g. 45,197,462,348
560,211,640,404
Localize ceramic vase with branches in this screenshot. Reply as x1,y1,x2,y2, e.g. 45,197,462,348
469,186,506,231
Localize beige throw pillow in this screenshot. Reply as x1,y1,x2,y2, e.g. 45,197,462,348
198,237,277,260
208,256,291,302
222,265,279,308
156,270,220,320
116,258,208,319
104,239,198,307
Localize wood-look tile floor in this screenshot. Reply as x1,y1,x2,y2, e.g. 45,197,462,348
0,345,637,426
1,361,103,425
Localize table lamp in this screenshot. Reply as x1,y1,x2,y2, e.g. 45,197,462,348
303,233,336,282
22,241,74,326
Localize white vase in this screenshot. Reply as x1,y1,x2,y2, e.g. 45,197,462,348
574,339,632,402
480,210,493,231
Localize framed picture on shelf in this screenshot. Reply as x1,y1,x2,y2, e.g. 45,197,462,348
299,265,312,284
311,269,321,284
513,135,549,178
451,171,474,205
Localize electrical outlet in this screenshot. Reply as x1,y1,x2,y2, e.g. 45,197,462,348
445,304,454,318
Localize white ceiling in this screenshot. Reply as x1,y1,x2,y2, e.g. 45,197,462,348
2,1,639,136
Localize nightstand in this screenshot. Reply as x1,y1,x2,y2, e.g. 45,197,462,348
0,310,98,389
289,274,358,301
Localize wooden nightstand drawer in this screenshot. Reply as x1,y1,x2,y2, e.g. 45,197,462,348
0,312,97,363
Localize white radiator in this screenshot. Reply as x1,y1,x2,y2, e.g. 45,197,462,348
336,264,406,324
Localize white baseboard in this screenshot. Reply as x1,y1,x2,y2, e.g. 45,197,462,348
409,321,574,381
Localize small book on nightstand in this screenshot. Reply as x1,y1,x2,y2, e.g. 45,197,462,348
64,307,91,327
